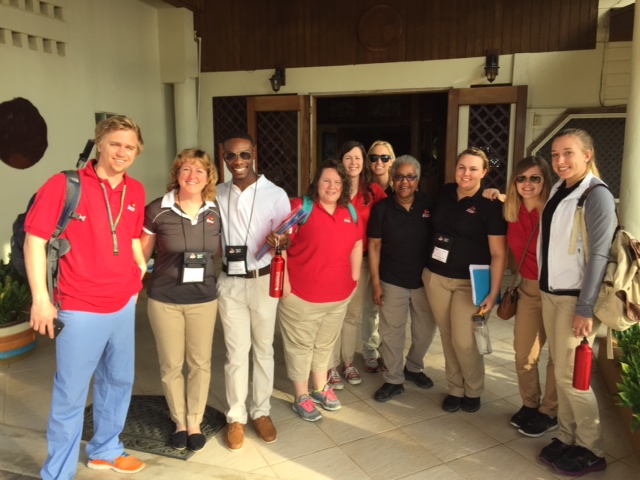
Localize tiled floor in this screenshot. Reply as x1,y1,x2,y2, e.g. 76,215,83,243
1,285,640,479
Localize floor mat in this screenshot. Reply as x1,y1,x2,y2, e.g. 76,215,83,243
82,395,226,460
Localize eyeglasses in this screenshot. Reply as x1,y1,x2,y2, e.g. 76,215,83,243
515,175,542,184
223,151,252,162
369,154,393,163
392,174,418,182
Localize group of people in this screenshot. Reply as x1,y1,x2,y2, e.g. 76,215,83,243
24,114,615,478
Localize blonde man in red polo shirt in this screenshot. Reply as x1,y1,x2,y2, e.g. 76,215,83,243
25,116,147,479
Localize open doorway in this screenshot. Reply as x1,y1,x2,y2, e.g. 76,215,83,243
315,92,449,196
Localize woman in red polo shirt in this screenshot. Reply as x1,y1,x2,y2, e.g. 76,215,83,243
328,141,386,389
278,160,362,422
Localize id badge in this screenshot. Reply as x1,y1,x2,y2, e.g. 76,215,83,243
432,233,454,263
182,252,207,284
225,245,248,276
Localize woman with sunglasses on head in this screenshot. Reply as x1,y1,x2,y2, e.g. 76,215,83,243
140,148,221,452
536,129,615,476
424,147,507,413
485,157,559,437
368,155,437,402
327,141,387,389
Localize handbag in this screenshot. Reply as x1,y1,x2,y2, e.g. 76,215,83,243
496,225,538,320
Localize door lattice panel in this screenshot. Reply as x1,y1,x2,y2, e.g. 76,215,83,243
256,111,299,197
468,104,510,192
213,96,247,164
534,117,625,198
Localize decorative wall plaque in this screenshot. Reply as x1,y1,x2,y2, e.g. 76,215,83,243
357,5,403,52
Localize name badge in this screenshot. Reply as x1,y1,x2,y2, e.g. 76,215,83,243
182,252,207,284
225,245,248,276
432,233,454,263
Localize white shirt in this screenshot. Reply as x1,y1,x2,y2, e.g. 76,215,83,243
217,175,290,270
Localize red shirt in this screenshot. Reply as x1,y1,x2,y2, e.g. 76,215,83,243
287,197,360,303
352,183,386,252
507,204,539,281
25,161,146,313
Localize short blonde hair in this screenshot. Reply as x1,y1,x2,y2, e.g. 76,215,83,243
95,115,144,154
167,148,218,202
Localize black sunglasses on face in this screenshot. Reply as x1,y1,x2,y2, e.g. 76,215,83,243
369,154,393,163
515,175,542,184
223,151,252,162
392,174,418,182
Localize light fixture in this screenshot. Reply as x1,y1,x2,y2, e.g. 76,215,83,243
269,65,286,93
484,50,500,83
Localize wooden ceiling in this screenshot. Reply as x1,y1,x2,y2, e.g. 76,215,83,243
162,0,604,73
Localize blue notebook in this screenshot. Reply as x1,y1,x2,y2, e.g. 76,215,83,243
469,264,501,306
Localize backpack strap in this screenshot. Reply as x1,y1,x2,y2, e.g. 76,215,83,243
300,195,358,224
47,171,82,305
570,183,615,257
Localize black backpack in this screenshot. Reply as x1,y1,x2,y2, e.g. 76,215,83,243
10,140,94,302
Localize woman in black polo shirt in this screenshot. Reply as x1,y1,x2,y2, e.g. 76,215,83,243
140,148,221,452
424,147,507,413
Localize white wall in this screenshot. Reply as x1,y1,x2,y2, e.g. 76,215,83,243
0,0,176,260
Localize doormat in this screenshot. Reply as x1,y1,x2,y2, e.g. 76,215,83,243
82,395,226,460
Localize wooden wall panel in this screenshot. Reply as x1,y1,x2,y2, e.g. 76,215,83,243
193,0,599,73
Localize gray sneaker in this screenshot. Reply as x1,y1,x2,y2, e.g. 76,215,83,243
292,395,322,422
311,385,342,411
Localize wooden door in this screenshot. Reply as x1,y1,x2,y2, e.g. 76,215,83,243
445,86,528,191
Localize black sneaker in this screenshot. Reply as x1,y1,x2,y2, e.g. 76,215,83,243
539,437,571,465
170,431,187,450
518,411,558,437
403,367,434,389
552,445,607,476
461,396,481,412
442,395,463,412
374,382,404,402
509,405,538,428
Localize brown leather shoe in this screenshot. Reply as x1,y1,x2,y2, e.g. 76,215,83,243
253,415,277,443
225,422,246,451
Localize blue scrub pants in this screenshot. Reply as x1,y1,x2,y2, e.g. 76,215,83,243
41,297,136,480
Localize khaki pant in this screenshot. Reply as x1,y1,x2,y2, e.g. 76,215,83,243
423,270,485,398
278,293,351,382
379,278,436,384
147,298,218,429
332,259,370,366
541,292,604,456
514,278,557,416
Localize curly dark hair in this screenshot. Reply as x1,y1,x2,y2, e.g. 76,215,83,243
307,159,352,208
337,140,374,205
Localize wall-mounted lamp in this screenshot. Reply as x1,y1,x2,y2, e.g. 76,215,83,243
484,50,500,83
269,65,286,93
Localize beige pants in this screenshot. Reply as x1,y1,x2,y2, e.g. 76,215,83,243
514,278,557,416
541,292,604,456
147,297,217,428
423,270,485,398
278,293,351,382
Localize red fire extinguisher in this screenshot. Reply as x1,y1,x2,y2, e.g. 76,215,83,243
572,337,592,391
269,244,284,298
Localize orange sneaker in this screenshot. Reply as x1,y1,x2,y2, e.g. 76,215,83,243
87,452,145,473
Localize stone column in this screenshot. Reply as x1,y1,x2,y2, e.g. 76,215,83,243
619,4,640,237
174,78,198,150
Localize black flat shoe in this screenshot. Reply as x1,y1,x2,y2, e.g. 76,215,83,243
374,382,404,402
461,396,481,412
442,394,463,412
170,431,187,450
187,433,206,452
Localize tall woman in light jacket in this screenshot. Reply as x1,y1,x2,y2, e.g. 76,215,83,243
536,129,615,476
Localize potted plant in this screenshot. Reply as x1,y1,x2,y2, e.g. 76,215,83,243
0,258,36,364
615,325,640,432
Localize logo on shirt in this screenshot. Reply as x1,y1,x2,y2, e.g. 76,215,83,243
466,206,477,214
127,203,136,212
206,216,216,224
344,218,352,224
422,209,430,218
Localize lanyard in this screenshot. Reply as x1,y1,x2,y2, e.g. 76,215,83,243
100,181,127,256
225,180,257,246
177,198,206,252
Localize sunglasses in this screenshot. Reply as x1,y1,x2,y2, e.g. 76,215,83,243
369,154,393,163
223,151,252,162
392,174,418,182
515,175,542,184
